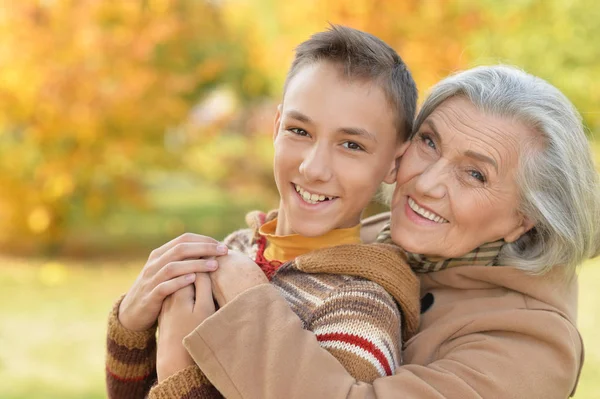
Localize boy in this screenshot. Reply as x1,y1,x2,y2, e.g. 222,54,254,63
106,25,419,398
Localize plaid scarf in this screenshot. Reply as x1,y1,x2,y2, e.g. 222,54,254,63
376,222,504,273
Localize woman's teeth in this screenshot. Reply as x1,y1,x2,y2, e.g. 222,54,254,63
408,197,447,223
295,184,334,205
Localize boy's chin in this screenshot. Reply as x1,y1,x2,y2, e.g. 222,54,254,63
289,221,333,238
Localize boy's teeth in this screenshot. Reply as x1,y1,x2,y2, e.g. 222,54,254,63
295,184,333,204
408,197,447,223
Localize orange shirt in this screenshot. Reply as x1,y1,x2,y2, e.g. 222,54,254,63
258,218,361,263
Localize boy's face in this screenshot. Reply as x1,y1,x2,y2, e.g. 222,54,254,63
273,62,402,237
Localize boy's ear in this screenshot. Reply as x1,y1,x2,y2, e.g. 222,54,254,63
273,104,283,141
398,139,411,156
383,140,411,184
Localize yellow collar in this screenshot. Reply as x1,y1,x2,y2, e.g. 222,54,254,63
259,218,361,262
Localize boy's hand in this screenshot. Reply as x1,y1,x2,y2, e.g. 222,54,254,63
210,250,269,307
156,273,215,382
118,233,226,332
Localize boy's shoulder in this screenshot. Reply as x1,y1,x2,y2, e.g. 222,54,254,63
223,209,278,254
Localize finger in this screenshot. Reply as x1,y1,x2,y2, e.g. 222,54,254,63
194,273,216,314
149,233,222,260
152,259,219,287
154,242,227,272
172,283,195,303
150,273,196,304
157,294,174,326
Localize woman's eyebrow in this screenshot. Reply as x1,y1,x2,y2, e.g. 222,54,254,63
423,120,443,143
464,150,498,171
425,119,498,171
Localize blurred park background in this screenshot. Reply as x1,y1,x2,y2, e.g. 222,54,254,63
0,0,598,398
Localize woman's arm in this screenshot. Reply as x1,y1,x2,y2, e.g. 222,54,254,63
147,274,224,399
184,283,582,399
105,233,227,399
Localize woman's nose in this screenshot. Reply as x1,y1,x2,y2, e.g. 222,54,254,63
413,160,448,199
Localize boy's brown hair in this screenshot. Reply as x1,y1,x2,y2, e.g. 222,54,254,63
283,24,418,140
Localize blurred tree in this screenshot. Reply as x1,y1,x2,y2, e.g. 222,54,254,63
467,0,600,136
221,0,484,99
1,0,596,256
0,1,247,254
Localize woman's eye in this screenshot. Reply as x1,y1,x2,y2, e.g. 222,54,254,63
342,141,364,151
469,170,486,183
288,127,309,136
418,133,436,150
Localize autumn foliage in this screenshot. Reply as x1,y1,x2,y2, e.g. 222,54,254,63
0,0,597,255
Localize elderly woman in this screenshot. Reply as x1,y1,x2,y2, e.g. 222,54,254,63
173,65,600,399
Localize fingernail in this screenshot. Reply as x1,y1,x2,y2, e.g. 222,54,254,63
185,273,195,281
216,244,228,254
206,260,218,270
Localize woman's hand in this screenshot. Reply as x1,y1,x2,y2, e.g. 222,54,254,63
118,233,227,332
210,250,269,307
156,273,215,382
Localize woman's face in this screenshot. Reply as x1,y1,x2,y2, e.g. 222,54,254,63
391,96,535,258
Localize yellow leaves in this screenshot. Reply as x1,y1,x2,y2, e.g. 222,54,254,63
43,174,75,201
28,206,52,234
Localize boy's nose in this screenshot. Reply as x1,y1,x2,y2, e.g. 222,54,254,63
299,145,333,183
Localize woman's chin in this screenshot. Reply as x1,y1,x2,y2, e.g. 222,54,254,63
391,230,436,256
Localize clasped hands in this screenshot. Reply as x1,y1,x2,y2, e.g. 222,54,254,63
117,233,268,382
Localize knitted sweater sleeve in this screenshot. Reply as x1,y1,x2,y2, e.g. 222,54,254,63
105,295,157,399
147,365,224,398
307,279,403,383
120,227,257,399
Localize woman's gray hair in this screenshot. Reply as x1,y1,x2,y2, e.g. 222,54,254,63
412,65,600,275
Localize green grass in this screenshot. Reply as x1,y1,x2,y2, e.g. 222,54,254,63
0,256,599,398
0,257,138,399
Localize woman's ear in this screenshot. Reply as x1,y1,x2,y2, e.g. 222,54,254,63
383,140,411,184
503,215,535,243
273,104,282,142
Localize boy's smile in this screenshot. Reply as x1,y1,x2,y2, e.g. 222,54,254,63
272,61,402,237
293,184,337,205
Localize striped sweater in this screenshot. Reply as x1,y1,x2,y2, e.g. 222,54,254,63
106,215,420,398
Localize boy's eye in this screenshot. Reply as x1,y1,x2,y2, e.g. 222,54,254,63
288,127,309,137
342,141,364,151
469,169,486,183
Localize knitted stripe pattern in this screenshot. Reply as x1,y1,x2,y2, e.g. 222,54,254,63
105,210,419,397
271,263,404,380
105,296,224,399
105,296,158,398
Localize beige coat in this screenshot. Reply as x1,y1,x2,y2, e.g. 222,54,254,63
184,265,582,399
183,214,583,399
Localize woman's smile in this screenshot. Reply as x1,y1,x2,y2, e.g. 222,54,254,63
405,196,448,224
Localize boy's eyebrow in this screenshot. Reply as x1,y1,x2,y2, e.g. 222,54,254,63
338,127,378,143
285,109,378,143
424,120,498,171
285,109,312,123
